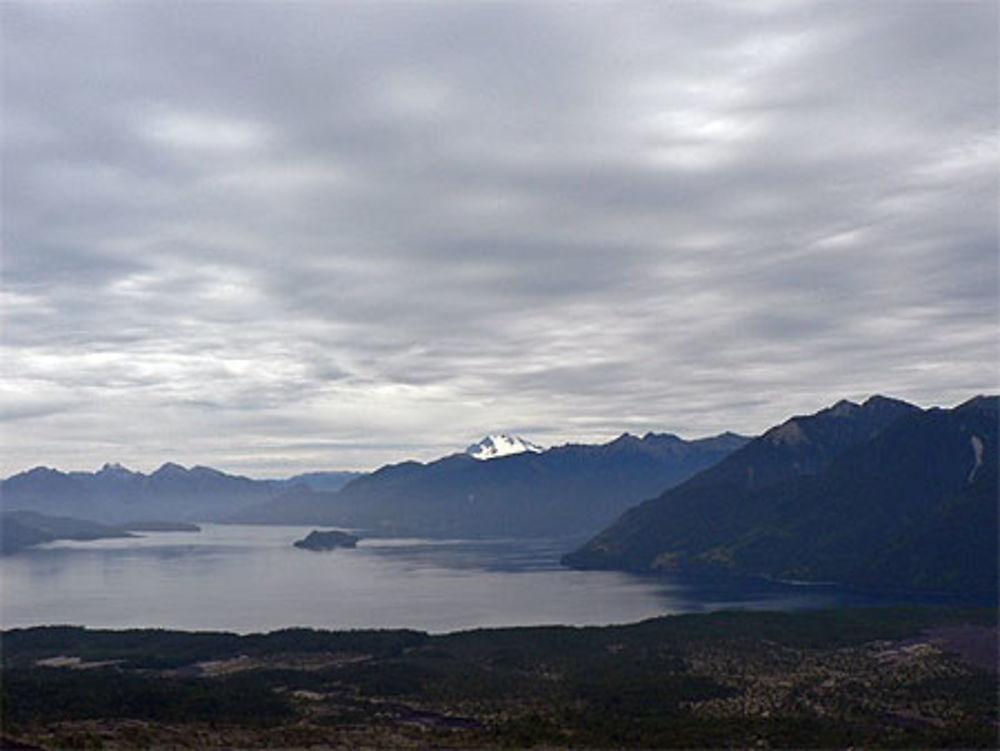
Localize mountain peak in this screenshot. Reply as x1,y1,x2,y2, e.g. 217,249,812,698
609,432,639,445
862,394,920,411
152,462,187,476
465,434,544,461
826,398,860,417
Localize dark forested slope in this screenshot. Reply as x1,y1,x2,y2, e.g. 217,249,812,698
565,396,997,598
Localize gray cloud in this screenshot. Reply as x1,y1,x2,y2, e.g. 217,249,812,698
2,1,996,476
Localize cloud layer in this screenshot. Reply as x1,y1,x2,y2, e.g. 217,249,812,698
2,1,997,475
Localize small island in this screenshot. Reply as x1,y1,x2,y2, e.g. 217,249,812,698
293,530,359,551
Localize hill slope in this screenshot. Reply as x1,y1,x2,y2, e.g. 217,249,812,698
0,510,134,554
564,396,997,597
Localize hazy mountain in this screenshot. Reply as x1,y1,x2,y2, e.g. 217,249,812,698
1,515,55,554
231,431,750,537
1,462,277,524
465,435,544,460
564,396,997,597
1,431,745,533
1,510,133,554
1,463,368,523
278,471,366,493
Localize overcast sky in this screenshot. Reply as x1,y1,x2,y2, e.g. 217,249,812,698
2,1,997,477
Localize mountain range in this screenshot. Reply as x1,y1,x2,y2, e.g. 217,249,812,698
0,463,363,525
0,433,748,535
4,394,995,598
563,395,998,598
230,431,750,537
1,462,277,524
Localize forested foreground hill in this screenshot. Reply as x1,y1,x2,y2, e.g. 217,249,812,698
2,607,997,749
565,396,998,598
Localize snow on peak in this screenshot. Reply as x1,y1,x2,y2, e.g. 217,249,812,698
465,434,544,460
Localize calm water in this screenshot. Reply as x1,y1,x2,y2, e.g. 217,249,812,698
0,524,951,634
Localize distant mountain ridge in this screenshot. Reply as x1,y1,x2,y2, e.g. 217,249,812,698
563,395,998,598
278,471,365,493
231,430,751,537
0,463,366,525
0,431,748,533
1,462,279,524
683,395,920,492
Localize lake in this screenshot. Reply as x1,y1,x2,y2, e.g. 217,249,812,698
0,524,960,634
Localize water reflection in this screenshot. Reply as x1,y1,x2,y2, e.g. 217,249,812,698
360,535,589,573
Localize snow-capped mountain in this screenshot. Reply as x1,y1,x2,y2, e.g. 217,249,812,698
465,434,544,460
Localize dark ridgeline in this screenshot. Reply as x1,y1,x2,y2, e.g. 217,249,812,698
230,431,750,537
564,396,998,599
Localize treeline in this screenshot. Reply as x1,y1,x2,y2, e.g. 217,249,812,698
2,625,427,669
1,668,293,726
2,607,996,749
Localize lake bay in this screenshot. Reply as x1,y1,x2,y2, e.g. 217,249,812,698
0,524,955,634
